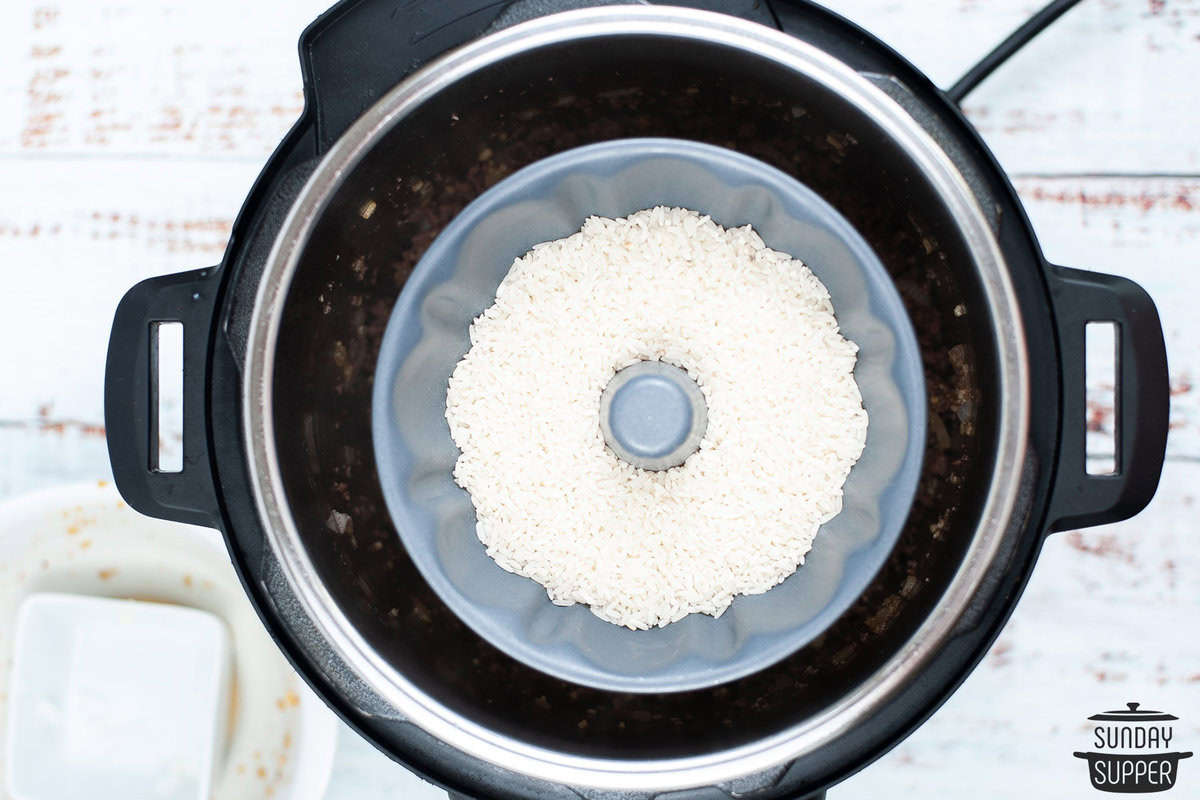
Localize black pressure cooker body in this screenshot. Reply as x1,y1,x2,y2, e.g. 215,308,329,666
103,2,1168,799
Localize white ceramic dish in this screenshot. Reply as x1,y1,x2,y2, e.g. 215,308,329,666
7,593,231,800
0,484,338,800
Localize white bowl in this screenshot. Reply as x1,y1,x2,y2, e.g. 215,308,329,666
0,484,338,800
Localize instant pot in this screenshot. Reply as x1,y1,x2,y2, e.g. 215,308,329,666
104,2,1169,798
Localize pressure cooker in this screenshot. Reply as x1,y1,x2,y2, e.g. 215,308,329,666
104,1,1169,797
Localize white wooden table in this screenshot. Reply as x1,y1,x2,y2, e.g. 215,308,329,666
0,1,1197,797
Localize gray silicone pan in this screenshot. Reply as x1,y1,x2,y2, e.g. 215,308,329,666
372,138,925,693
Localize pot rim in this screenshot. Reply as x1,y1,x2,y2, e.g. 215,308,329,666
242,6,1030,792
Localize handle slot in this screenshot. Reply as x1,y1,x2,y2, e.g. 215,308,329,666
150,321,184,474
1085,321,1117,476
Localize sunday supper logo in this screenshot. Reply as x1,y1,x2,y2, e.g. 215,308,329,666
1074,703,1192,793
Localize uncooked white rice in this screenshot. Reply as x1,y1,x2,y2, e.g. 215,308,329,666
445,207,868,629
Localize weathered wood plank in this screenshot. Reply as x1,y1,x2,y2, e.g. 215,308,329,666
0,159,255,421
0,426,112,499
855,458,1200,798
827,0,1200,174
1,0,1198,175
0,0,322,157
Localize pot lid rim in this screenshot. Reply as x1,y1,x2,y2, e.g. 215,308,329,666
1089,711,1178,721
1089,702,1178,721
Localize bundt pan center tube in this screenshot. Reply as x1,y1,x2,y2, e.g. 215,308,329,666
103,2,1169,798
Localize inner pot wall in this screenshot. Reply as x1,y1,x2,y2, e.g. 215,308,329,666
269,34,999,760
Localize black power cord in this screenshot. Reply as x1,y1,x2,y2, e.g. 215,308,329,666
945,0,1086,104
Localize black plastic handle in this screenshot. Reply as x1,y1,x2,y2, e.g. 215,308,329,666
1045,265,1169,532
105,267,222,528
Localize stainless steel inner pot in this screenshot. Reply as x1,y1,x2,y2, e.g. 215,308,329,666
242,7,1027,793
